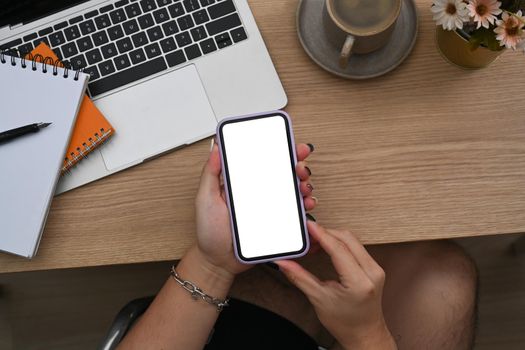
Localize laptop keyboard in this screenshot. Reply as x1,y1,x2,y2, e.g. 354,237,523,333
1,0,248,97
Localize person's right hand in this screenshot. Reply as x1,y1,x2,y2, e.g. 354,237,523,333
275,221,397,350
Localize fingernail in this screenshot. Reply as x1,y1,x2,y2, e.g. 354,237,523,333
311,196,318,204
210,138,215,152
306,213,317,222
305,166,312,176
307,143,315,152
266,262,280,271
306,183,314,192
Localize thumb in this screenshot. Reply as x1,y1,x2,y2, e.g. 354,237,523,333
199,141,222,197
275,260,322,299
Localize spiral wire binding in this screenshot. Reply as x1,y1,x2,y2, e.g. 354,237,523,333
62,128,113,174
0,48,84,80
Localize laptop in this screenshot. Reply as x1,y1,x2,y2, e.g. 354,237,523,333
0,0,287,193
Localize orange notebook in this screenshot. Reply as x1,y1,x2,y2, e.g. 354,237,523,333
30,43,115,173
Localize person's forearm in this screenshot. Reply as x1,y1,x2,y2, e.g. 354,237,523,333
118,246,235,350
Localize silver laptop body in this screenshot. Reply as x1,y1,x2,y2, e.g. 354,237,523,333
0,0,287,193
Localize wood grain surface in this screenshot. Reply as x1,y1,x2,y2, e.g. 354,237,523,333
1,0,524,273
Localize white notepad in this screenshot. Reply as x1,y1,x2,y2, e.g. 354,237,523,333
0,55,88,258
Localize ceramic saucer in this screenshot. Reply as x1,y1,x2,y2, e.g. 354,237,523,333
297,0,419,79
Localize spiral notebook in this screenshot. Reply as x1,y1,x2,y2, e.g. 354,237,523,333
30,43,115,173
0,53,89,258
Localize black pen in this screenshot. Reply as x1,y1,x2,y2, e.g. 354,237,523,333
0,122,52,144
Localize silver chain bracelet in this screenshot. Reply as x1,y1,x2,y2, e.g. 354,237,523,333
170,265,230,312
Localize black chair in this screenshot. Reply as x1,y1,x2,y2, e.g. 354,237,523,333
98,296,154,350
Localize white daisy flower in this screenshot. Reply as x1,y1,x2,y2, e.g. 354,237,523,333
431,0,470,31
494,11,525,49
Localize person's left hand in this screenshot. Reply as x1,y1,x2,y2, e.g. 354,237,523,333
194,141,317,277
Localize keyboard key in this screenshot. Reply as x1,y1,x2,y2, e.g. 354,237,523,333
208,0,235,19
77,36,94,52
166,50,186,67
33,37,50,48
86,48,103,65
199,37,216,54
101,42,119,58
175,31,192,47
61,42,78,58
17,42,34,55
131,32,148,47
147,26,164,41
168,2,185,18
38,27,53,36
156,0,172,7
70,54,87,69
177,15,194,30
199,0,215,6
108,25,125,40
190,26,207,41
140,0,157,12
110,9,127,24
0,38,22,50
206,13,241,36
138,13,155,29
89,57,167,96
114,53,131,70
95,14,111,30
184,43,201,60
69,16,84,24
153,8,170,23
123,19,140,35
23,33,38,42
48,31,65,47
79,20,96,35
0,48,17,57
54,47,64,61
192,9,209,25
100,4,114,13
64,25,81,41
84,65,100,81
92,31,109,46
54,21,68,30
160,37,177,52
183,0,200,12
85,9,99,19
98,60,116,76
125,3,142,18
129,48,147,64
162,20,179,35
215,32,232,48
116,37,133,53
115,0,130,8
144,42,161,58
231,26,247,43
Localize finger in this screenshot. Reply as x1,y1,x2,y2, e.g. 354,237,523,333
300,181,314,196
325,228,383,281
307,221,368,287
303,196,317,211
197,140,222,198
296,161,312,181
275,260,323,299
308,242,321,255
296,143,314,162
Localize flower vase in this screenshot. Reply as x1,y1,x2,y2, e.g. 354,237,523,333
435,26,504,69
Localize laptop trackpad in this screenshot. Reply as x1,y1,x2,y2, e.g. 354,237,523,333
97,64,217,171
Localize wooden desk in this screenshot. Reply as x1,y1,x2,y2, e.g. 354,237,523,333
1,0,524,274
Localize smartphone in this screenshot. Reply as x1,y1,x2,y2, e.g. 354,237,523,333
217,111,309,264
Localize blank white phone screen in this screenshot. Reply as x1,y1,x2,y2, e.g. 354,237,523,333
222,115,305,260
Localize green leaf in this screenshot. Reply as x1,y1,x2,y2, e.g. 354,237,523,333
468,28,505,52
